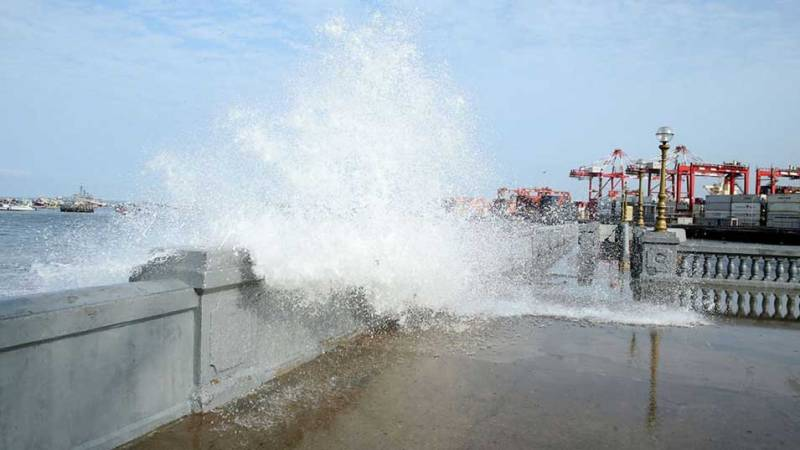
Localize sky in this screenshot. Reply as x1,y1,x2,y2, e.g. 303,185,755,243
1,0,799,200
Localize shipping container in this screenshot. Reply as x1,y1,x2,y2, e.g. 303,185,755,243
731,194,761,203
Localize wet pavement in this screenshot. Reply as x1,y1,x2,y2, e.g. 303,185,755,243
126,317,800,449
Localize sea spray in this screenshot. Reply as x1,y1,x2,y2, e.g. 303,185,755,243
148,15,517,315
10,15,704,327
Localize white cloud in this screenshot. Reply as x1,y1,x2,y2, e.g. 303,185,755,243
0,168,31,177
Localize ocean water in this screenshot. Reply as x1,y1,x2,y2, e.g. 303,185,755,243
0,209,110,298
0,207,184,299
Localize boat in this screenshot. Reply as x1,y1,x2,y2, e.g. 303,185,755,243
8,204,35,211
61,186,104,213
0,203,9,211
60,202,94,213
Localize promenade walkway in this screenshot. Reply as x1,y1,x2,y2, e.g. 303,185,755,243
127,316,800,449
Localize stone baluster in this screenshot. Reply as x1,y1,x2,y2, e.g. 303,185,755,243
788,259,799,283
737,292,747,318
704,288,715,312
769,293,779,319
739,256,752,281
714,256,724,279
775,293,786,320
686,287,696,309
726,256,737,280
749,292,759,319
759,292,770,319
702,255,712,279
775,258,787,282
788,295,799,321
763,258,775,282
693,287,704,311
711,289,721,313
678,254,689,277
724,290,734,315
752,257,764,281
690,254,700,278
772,293,782,318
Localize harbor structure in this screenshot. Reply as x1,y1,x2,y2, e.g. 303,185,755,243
755,166,800,195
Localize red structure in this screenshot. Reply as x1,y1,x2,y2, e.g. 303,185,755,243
569,149,628,202
674,160,750,212
755,166,800,194
572,145,754,215
628,145,750,214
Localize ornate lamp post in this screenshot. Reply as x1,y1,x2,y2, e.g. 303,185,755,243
654,126,674,232
637,168,645,227
620,177,628,223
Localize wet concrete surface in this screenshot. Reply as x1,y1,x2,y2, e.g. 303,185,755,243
125,317,800,449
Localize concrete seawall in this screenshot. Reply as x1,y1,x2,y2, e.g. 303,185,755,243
0,248,377,450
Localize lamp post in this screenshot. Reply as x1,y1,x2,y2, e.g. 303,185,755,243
620,177,628,223
637,169,645,227
654,126,674,232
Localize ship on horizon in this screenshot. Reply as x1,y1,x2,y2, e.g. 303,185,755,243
60,186,106,213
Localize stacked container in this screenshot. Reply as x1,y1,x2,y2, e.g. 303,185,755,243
701,195,732,226
767,194,800,229
730,194,762,227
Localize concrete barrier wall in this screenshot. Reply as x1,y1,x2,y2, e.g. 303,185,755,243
0,248,375,450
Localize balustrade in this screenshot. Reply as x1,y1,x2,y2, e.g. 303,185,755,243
675,285,800,321
676,246,800,286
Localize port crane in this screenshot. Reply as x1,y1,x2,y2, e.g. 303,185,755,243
627,145,750,214
670,145,749,213
569,148,629,202
755,166,800,194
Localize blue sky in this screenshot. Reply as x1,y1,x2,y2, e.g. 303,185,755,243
1,0,799,200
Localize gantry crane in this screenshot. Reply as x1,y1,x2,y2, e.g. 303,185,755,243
569,148,629,202
755,166,800,194
670,145,749,213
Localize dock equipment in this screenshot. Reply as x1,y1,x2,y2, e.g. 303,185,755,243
572,145,756,218
755,166,800,195
569,148,629,202
672,156,750,214
623,145,702,202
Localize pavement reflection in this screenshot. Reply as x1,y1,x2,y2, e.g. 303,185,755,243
126,317,800,449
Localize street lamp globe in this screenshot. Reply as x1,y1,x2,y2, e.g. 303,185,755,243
655,126,674,143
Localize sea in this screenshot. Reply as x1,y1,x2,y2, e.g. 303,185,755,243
0,207,176,299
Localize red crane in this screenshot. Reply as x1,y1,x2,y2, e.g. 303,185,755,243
569,148,629,202
670,145,749,213
755,166,800,194
572,145,752,216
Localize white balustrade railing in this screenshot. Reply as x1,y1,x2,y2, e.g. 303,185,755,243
674,241,800,320
677,242,800,284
